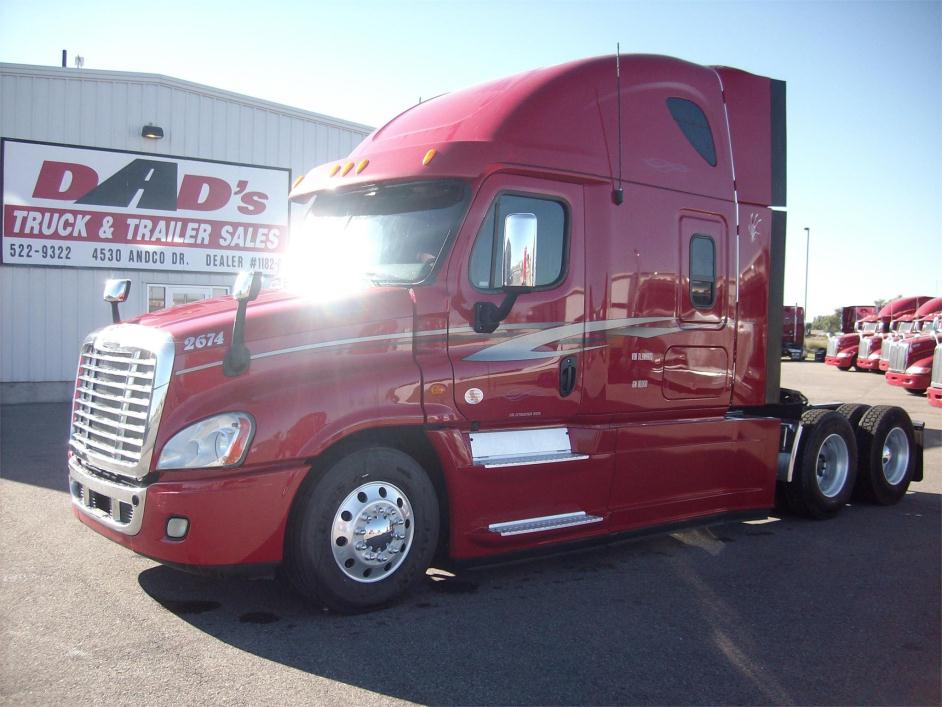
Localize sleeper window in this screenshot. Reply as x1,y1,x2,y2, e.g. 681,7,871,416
689,235,716,308
666,98,717,167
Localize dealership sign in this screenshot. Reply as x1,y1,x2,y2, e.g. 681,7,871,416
1,139,290,274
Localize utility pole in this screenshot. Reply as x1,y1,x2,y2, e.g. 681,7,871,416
804,227,810,326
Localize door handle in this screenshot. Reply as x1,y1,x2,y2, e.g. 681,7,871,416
559,356,577,397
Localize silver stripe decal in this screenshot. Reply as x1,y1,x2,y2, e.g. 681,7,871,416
464,317,680,362
175,328,450,376
174,317,689,375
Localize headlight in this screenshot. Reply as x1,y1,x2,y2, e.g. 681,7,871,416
157,412,255,470
907,365,930,375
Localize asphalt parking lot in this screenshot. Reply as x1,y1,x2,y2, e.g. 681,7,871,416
1,361,940,705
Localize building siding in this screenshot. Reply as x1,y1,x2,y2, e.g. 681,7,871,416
0,63,372,394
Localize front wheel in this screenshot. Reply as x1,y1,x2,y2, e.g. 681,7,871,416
285,447,439,613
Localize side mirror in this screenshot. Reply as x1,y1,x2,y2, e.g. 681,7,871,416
224,272,262,377
103,279,131,323
474,213,538,334
500,213,538,288
232,271,262,302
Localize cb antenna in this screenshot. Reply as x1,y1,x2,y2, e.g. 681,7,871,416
612,43,624,206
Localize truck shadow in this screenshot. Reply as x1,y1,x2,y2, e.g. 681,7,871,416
137,496,941,706
0,403,71,493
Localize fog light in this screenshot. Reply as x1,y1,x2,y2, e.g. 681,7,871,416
166,517,189,539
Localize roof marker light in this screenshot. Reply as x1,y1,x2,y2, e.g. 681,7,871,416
328,164,341,177
422,149,437,166
342,162,355,176
356,159,369,174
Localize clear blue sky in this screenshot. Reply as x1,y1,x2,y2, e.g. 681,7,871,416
1,0,939,319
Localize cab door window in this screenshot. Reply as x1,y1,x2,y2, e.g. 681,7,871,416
469,194,566,290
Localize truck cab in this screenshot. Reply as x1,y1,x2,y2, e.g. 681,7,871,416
885,297,942,394
852,296,930,372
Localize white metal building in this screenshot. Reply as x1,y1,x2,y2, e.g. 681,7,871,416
0,63,371,403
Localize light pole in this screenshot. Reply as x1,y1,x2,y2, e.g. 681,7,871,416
803,227,810,330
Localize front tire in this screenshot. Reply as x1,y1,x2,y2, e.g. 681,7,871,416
854,405,915,505
784,409,858,519
286,447,439,613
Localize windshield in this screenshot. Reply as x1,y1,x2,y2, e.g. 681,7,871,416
861,322,878,333
897,322,914,334
289,180,469,286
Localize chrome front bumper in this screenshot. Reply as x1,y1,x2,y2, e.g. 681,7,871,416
68,456,147,536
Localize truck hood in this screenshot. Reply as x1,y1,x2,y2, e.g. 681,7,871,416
129,285,416,368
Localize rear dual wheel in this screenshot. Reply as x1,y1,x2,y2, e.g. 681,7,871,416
783,409,857,519
853,405,915,505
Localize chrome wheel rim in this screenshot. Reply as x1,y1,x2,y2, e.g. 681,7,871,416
882,427,909,486
815,433,850,498
331,482,413,583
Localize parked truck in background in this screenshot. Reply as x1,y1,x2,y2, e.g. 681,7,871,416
782,305,804,360
841,306,875,335
928,341,942,407
878,297,938,372
826,306,888,371
856,296,932,372
67,55,925,613
885,297,942,395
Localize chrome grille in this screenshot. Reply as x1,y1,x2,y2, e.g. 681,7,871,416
887,340,909,373
859,337,873,357
72,342,155,465
880,341,892,363
932,345,942,387
69,324,174,480
827,337,839,357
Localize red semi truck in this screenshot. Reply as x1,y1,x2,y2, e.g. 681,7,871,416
855,296,931,372
67,55,925,612
885,297,942,394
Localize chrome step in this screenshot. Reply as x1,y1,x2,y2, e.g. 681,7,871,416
479,451,589,468
488,511,603,537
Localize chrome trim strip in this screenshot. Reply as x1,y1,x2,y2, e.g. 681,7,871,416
68,456,146,535
713,68,740,310
488,511,603,537
481,452,590,469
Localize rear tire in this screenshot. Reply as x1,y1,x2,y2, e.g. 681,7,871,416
854,405,915,505
784,409,858,519
835,403,870,429
285,447,439,613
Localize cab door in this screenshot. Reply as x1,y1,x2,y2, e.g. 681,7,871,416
446,174,586,425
